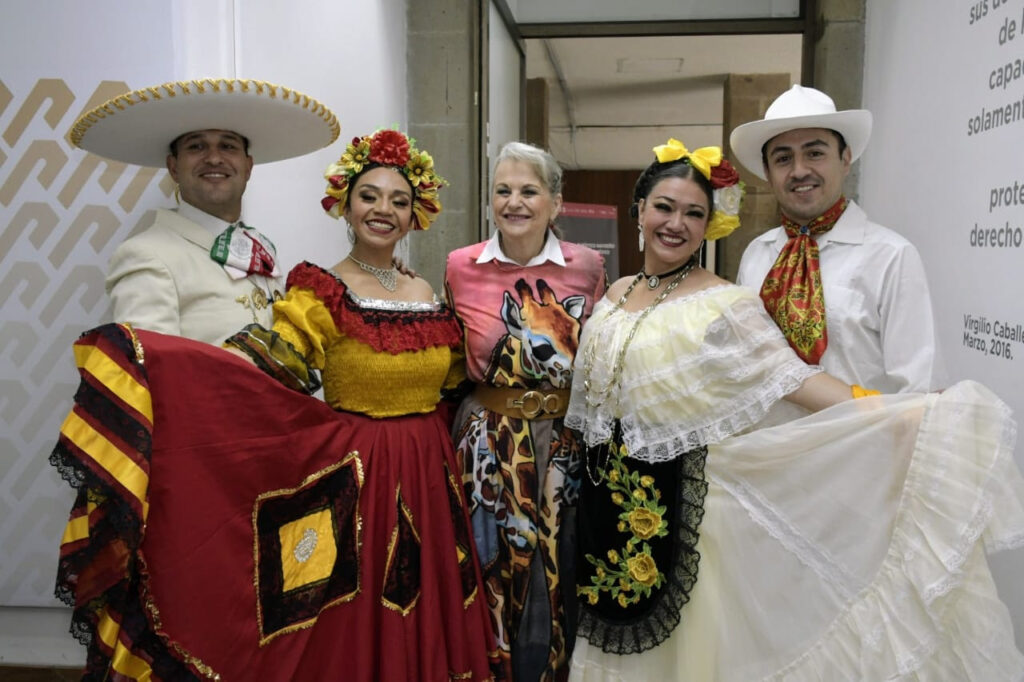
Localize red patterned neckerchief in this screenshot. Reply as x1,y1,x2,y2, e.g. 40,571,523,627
759,196,848,364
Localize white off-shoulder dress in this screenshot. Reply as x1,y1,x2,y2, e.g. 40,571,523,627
565,284,1024,681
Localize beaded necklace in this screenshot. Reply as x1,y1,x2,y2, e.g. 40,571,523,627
348,254,398,292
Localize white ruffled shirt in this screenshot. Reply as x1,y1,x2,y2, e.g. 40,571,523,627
566,284,820,463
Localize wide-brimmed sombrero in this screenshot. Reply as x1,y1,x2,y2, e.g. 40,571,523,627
69,78,340,167
729,84,873,180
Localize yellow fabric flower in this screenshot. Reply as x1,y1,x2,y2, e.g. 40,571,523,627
632,488,647,501
640,475,655,488
611,492,625,506
627,553,659,587
607,549,620,564
706,212,741,241
405,150,435,187
617,593,630,608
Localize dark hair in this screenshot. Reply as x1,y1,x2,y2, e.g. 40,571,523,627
630,158,713,218
168,131,251,157
345,162,415,209
759,128,848,168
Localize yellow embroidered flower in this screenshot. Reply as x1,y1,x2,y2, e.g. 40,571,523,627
617,520,627,533
633,488,647,501
627,507,663,540
587,590,599,605
596,566,605,579
617,593,630,608
607,549,620,564
611,492,625,506
608,469,620,484
627,553,659,587
619,579,631,592
640,475,655,488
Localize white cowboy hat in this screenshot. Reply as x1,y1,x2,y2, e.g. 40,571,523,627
69,78,340,167
729,85,873,180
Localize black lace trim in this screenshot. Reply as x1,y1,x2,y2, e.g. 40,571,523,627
49,324,204,680
575,437,708,655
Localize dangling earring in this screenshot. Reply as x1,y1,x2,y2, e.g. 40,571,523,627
637,224,645,252
347,224,356,244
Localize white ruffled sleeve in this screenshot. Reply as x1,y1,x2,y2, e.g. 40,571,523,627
567,285,821,462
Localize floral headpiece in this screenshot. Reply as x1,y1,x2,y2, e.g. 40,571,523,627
321,129,447,230
652,138,744,240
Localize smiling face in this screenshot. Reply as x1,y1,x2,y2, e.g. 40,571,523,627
637,175,710,274
491,159,562,256
166,129,253,222
343,165,415,252
763,127,851,225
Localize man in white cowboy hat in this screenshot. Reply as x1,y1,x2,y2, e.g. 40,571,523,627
70,78,340,345
731,84,942,393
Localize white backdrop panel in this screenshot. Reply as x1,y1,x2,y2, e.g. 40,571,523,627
862,0,1024,648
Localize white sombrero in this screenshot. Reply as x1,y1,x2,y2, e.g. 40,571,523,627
729,85,873,180
69,78,340,167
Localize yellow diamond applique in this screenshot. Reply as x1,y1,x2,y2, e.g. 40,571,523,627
279,508,337,592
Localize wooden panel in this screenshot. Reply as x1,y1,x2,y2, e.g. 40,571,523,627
563,169,643,279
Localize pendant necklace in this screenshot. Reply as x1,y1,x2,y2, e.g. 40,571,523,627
643,258,695,290
348,254,398,292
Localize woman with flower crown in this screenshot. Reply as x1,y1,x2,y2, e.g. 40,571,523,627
51,129,505,681
445,141,607,682
565,139,1024,680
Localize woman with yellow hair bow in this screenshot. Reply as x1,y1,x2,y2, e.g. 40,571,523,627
563,140,1024,680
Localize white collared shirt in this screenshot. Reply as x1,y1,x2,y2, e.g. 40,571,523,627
175,199,237,237
476,230,566,267
737,201,945,392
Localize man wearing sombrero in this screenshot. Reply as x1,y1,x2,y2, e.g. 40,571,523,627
70,79,339,344
732,84,942,393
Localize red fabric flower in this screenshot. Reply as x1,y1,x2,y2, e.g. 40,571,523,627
710,159,739,189
369,130,411,167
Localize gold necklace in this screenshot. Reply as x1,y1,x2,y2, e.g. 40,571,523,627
582,255,697,410
581,256,697,486
348,254,398,292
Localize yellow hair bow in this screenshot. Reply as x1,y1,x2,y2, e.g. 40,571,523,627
652,138,722,180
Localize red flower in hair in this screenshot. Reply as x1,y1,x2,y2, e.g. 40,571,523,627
710,159,739,189
369,129,410,167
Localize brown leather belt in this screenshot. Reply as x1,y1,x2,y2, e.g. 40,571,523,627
473,385,570,420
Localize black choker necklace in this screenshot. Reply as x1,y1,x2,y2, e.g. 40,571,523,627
642,256,697,290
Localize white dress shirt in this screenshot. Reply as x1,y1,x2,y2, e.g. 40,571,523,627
737,201,944,393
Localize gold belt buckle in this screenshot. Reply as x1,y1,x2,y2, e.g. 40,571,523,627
508,390,560,419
